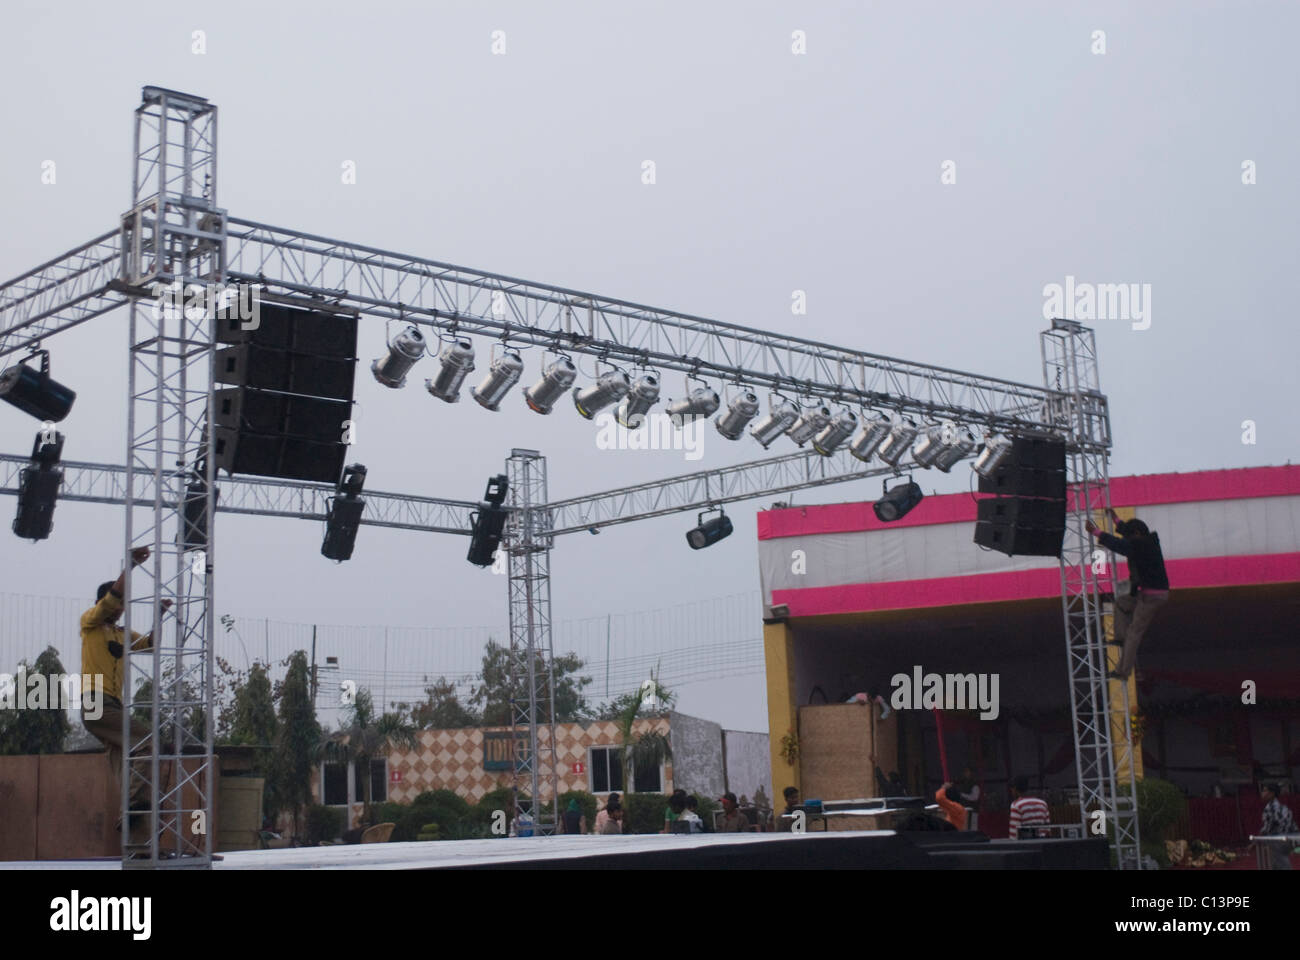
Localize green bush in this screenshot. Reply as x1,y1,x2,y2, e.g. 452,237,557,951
475,786,526,834
303,804,345,845
624,793,668,834
416,822,440,841
559,790,598,831
693,793,720,829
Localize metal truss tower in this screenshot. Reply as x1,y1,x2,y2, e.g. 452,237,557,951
117,87,224,867
1042,318,1140,869
0,88,1144,867
504,450,560,834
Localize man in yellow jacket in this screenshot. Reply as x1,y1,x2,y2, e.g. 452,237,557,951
80,546,172,849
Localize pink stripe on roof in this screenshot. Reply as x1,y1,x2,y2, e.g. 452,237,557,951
757,465,1300,540
768,552,1300,617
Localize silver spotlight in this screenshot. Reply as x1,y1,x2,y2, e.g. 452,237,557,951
933,427,978,472
911,424,948,468
617,373,661,429
524,357,577,414
666,386,721,423
471,349,524,411
972,433,1013,477
812,407,858,456
371,325,426,388
750,397,800,448
715,391,760,440
848,412,892,462
573,368,631,419
787,405,833,447
875,415,918,466
425,337,476,402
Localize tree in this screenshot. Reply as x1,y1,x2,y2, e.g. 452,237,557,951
396,675,480,730
469,639,591,726
614,673,674,793
317,687,417,826
132,670,206,747
0,647,71,755
228,662,277,777
267,650,319,837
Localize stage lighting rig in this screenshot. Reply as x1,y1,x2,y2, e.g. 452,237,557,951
371,326,426,388
467,473,510,567
524,356,577,414
0,348,76,423
972,433,1014,477
616,372,660,428
933,426,978,472
426,337,476,402
813,407,857,456
686,506,733,549
573,367,631,419
665,382,720,423
873,475,924,522
321,463,367,561
848,412,892,462
472,348,524,411
714,390,759,440
787,404,833,447
750,396,799,448
875,415,918,466
12,428,65,541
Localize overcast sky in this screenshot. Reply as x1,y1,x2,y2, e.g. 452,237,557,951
1,1,1296,732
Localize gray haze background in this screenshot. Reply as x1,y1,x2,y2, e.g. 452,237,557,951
1,1,1296,732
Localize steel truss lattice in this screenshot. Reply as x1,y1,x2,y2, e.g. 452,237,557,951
1042,318,1139,870
0,87,1139,867
505,449,559,835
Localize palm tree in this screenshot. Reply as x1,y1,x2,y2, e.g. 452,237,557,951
616,671,674,793
317,687,417,826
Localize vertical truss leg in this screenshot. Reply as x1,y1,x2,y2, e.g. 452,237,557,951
1042,319,1141,869
121,87,221,869
505,449,559,836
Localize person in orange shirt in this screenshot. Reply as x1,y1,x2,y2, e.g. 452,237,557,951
935,781,968,830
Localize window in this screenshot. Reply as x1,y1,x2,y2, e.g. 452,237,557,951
590,746,624,794
322,758,386,806
323,761,348,806
354,758,387,804
632,759,662,794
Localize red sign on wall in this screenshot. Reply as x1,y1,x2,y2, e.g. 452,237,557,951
390,769,404,783
571,762,585,775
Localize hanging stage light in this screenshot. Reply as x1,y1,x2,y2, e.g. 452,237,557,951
371,325,426,388
873,475,924,522
911,424,948,468
573,368,631,419
787,404,833,447
321,463,367,561
524,356,577,414
933,427,978,472
467,473,510,567
666,385,720,423
714,390,759,440
425,337,476,402
972,433,1014,477
875,415,918,466
0,350,76,423
686,507,733,549
848,412,892,462
471,349,524,411
812,407,857,456
12,429,64,541
616,372,660,428
750,397,800,448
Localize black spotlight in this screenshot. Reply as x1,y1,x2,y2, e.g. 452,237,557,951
686,507,733,550
873,476,924,522
182,468,217,553
13,429,65,541
0,349,76,422
322,463,366,561
467,474,510,567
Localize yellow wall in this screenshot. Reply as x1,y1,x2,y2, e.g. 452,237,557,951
764,620,799,799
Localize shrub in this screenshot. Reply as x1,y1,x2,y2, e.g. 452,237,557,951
623,793,668,834
693,793,720,829
416,822,440,841
303,804,345,846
